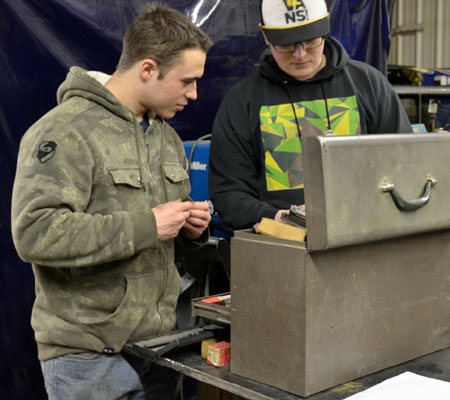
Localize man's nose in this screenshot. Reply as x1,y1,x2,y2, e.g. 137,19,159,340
292,43,308,58
185,81,198,100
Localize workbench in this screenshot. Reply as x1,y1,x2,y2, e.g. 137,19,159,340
127,133,450,398
393,84,450,127
125,344,450,399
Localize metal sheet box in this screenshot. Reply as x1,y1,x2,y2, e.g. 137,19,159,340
303,133,450,251
230,134,450,397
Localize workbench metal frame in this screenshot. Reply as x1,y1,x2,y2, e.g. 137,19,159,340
125,345,450,400
393,85,450,124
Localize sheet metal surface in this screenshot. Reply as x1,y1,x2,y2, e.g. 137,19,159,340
231,229,450,396
303,133,450,251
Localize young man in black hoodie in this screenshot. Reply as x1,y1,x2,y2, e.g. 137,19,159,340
208,0,413,230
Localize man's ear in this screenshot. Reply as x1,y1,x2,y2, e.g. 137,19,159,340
258,23,270,46
140,59,158,81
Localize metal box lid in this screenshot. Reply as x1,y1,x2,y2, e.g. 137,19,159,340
303,133,450,251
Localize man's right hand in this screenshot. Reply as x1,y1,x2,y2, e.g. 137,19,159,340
274,209,290,222
152,200,193,242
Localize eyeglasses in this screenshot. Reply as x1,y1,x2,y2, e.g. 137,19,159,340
273,37,324,53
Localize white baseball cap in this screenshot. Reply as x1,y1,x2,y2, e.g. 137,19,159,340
261,0,330,45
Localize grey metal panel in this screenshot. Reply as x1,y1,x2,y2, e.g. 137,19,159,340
304,230,450,394
303,133,450,251
231,231,307,395
393,85,450,95
389,0,450,68
230,229,450,397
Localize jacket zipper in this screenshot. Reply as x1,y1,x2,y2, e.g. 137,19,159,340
143,130,149,147
143,124,168,334
156,128,169,334
157,243,168,333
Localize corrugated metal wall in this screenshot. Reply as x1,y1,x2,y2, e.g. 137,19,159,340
388,0,450,68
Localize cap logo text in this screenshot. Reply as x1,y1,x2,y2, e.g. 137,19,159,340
283,0,309,24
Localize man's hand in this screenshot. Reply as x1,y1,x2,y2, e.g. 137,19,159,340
152,200,193,242
182,201,211,240
274,205,305,222
274,209,290,222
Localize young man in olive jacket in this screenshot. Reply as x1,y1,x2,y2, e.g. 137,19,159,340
11,4,212,399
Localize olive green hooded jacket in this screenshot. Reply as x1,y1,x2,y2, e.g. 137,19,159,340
11,67,206,361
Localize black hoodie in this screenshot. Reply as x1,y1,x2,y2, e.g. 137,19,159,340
209,37,413,230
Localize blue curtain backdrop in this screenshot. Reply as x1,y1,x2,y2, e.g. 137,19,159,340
0,1,393,398
327,0,395,76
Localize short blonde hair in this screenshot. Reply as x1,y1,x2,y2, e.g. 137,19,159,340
117,2,213,79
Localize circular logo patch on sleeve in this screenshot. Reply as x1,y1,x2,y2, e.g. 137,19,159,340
37,141,57,164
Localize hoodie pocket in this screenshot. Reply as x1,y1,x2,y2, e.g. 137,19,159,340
163,163,190,201
109,168,143,188
78,272,163,352
108,168,145,212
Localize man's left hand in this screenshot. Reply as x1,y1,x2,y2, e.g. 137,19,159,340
183,201,211,240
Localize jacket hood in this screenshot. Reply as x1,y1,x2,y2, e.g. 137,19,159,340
56,66,135,123
259,36,349,85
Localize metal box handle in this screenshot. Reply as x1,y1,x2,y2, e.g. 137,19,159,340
381,178,437,211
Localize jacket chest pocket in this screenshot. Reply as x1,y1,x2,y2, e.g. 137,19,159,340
108,168,146,212
163,163,190,202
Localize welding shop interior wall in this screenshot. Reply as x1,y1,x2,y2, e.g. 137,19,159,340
1,0,449,399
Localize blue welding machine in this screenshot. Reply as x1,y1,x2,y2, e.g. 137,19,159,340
183,137,232,240
183,138,212,206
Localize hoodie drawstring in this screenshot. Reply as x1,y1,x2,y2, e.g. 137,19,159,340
283,81,333,139
283,80,333,136
283,81,302,139
320,82,333,134
134,122,147,191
